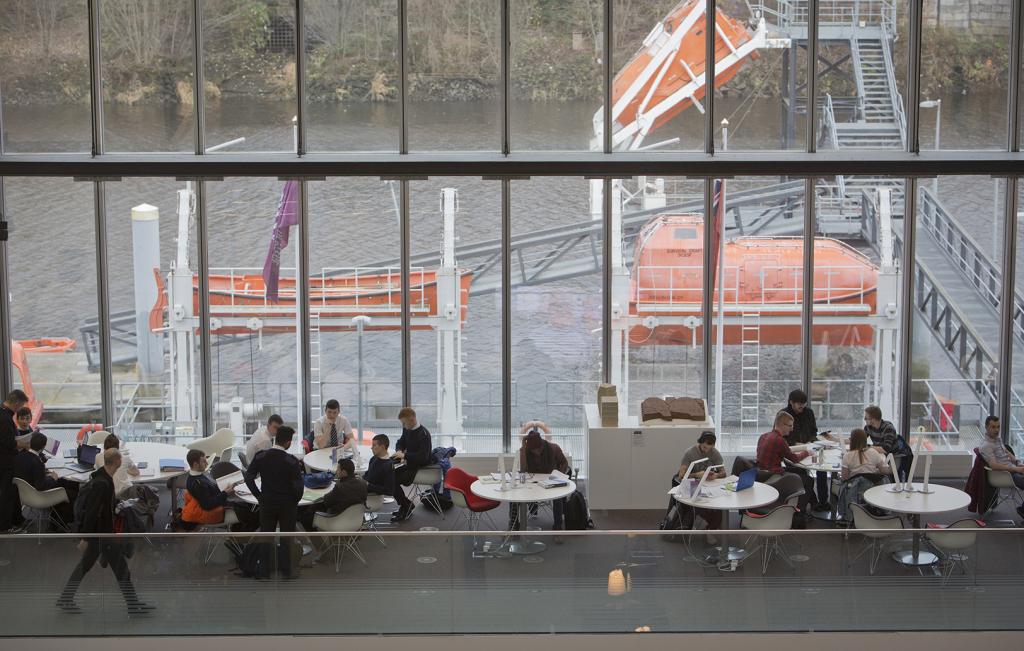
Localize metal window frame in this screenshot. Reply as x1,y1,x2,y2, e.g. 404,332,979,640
2,1,1024,446
0,81,10,398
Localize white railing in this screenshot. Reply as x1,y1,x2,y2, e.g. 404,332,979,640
751,1,895,31
633,262,874,310
879,22,907,149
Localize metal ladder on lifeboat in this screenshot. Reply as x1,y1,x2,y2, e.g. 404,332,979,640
738,312,761,435
309,312,323,421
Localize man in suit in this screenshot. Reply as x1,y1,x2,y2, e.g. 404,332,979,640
57,448,152,615
244,425,304,577
312,399,354,451
391,407,432,522
14,433,78,526
0,390,30,532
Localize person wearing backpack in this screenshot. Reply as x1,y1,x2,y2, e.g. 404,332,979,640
57,448,153,615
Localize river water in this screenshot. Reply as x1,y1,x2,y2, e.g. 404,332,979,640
2,94,1020,432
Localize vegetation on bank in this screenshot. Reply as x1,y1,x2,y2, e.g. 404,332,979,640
0,0,1010,108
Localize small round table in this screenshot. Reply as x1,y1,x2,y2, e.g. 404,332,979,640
53,442,191,484
672,479,779,564
863,483,971,566
470,477,576,555
796,447,844,521
303,445,372,473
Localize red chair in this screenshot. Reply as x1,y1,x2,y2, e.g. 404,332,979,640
444,467,500,535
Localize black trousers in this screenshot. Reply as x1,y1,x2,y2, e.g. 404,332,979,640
0,468,18,530
393,464,420,508
60,539,139,605
788,465,826,509
259,501,298,576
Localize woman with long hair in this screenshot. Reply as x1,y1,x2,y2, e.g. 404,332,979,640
840,428,890,519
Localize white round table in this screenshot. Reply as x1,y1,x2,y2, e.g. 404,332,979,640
470,476,576,555
54,442,191,485
672,479,779,565
796,447,844,521
233,476,335,507
863,483,971,566
303,445,372,473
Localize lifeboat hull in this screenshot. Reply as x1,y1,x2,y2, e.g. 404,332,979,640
629,214,878,347
150,269,473,335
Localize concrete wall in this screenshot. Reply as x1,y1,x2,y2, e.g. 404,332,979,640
924,0,1013,38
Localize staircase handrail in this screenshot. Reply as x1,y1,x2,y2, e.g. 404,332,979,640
750,1,896,28
822,93,847,197
879,22,907,149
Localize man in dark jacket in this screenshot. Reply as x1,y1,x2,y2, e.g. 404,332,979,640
244,425,304,576
0,390,29,531
391,407,432,522
300,458,367,531
57,448,152,615
782,389,829,509
183,450,259,530
363,433,395,497
15,433,78,526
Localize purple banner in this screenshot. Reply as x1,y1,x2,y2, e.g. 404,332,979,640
261,180,299,303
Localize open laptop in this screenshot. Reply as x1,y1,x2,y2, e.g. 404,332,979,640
734,466,757,491
67,444,99,472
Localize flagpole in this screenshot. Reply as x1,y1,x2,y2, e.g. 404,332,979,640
713,119,728,433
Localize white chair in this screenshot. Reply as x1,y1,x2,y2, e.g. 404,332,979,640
984,467,1023,515
187,428,236,462
13,478,70,536
197,508,240,565
313,503,367,573
412,465,444,519
86,430,111,446
363,494,388,548
740,504,797,574
926,519,984,586
849,502,904,575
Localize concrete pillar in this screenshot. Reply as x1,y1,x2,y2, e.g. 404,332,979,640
131,203,164,379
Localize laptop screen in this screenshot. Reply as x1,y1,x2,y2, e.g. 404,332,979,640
736,466,757,491
78,444,100,466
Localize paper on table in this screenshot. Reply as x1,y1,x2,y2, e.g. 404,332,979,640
302,489,326,502
216,472,243,491
549,469,570,481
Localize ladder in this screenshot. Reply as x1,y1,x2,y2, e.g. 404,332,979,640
738,312,761,435
309,312,322,420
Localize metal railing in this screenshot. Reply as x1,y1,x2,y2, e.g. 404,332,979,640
879,21,907,149
751,0,896,32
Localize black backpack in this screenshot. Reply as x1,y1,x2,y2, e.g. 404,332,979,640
563,490,594,530
658,503,691,543
71,477,99,534
235,542,273,579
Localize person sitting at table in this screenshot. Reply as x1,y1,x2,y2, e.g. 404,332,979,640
519,419,552,441
781,389,829,510
15,407,37,445
391,407,432,522
245,414,283,464
978,415,1024,520
668,431,724,531
864,405,913,481
756,411,813,521
312,400,354,451
94,434,141,499
183,449,259,530
840,428,890,518
507,430,570,532
14,432,78,526
300,457,367,533
363,434,395,497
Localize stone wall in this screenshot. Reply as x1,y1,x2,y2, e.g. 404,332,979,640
923,0,1013,38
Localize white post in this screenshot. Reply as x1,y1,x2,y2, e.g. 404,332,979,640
170,186,197,424
352,315,371,443
437,188,464,435
609,181,631,414
714,119,728,431
875,189,900,424
130,203,164,379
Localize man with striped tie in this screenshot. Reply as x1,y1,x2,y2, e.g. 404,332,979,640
312,399,354,450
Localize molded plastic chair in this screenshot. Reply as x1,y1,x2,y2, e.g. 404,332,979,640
849,502,904,575
445,467,500,537
87,430,111,446
13,478,69,536
926,518,985,586
313,503,367,572
412,465,444,519
985,467,1023,513
187,428,236,462
740,504,797,574
238,451,249,470
363,494,388,548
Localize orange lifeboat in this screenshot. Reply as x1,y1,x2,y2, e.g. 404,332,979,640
150,269,473,335
15,337,77,353
611,0,758,141
629,215,878,346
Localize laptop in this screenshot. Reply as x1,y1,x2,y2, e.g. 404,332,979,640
734,466,757,491
67,444,99,472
